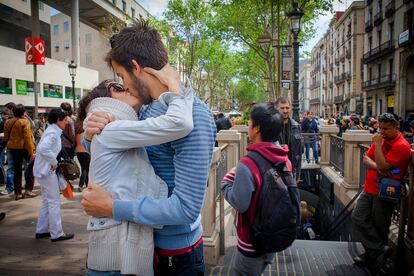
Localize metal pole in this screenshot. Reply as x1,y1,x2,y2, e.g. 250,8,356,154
72,77,76,111
31,0,39,119
292,33,300,122
71,0,80,65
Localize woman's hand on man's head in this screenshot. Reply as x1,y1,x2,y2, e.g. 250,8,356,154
144,64,181,96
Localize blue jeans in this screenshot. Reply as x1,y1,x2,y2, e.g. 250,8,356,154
5,149,14,193
305,140,319,163
155,242,205,276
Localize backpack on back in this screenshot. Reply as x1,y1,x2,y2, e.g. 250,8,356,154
241,151,301,253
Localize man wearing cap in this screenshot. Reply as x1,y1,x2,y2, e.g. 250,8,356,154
351,113,412,273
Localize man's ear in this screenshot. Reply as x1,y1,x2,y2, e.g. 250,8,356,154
131,59,142,74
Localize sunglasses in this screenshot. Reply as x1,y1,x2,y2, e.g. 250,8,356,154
109,34,117,49
106,82,124,92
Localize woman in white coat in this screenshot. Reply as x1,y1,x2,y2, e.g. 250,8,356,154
34,108,74,242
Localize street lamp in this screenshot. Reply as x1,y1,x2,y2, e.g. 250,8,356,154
287,1,303,122
258,31,273,100
68,60,77,111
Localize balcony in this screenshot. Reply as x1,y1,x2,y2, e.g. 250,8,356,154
334,95,343,104
340,53,345,62
335,56,340,65
309,97,320,104
362,74,396,90
363,39,395,63
374,12,383,26
365,19,373,32
310,82,321,90
403,0,413,4
385,0,395,18
334,72,351,84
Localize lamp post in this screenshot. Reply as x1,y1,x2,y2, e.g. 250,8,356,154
287,1,303,122
258,31,273,101
68,60,77,111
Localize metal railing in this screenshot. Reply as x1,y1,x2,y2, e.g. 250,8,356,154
330,135,344,174
359,144,370,186
374,11,383,26
215,144,228,200
363,40,395,63
362,74,396,89
385,0,395,17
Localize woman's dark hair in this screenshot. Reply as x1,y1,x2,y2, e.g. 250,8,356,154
250,102,283,142
105,19,168,73
350,115,360,125
48,108,67,124
13,104,25,117
5,102,15,110
77,80,113,122
74,119,84,134
60,102,73,116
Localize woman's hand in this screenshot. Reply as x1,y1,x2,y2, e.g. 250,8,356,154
144,64,181,96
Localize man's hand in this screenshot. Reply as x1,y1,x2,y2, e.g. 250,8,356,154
81,183,113,217
85,112,112,141
143,64,180,96
372,133,383,145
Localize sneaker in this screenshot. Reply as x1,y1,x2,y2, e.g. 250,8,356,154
0,190,12,196
24,191,37,198
51,233,74,242
0,212,5,221
35,232,51,239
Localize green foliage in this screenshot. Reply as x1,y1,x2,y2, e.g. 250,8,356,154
153,0,336,111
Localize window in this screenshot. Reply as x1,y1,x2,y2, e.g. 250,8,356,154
63,21,69,32
53,24,59,35
389,59,394,75
16,80,40,95
64,40,70,49
86,53,92,65
54,42,59,52
85,33,92,45
43,83,63,98
122,1,126,12
131,8,135,18
0,77,12,95
377,30,382,45
65,86,81,99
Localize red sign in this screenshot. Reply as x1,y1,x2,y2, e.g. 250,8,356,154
25,37,45,65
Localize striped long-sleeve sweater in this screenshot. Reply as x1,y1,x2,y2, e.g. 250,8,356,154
113,91,216,249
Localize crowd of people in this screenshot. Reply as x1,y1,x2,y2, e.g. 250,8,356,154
0,18,414,276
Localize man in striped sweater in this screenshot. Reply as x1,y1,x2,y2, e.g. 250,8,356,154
81,20,216,275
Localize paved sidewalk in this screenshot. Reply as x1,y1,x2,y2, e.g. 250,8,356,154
0,182,89,275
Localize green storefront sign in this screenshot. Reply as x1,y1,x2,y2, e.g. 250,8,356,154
0,77,12,94
0,87,12,94
44,83,63,98
16,79,28,95
65,86,81,100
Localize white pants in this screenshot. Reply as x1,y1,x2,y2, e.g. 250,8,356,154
35,174,64,239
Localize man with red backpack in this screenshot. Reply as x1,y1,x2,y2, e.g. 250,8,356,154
221,103,300,275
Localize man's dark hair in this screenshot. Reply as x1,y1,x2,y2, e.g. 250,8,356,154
12,104,25,117
350,115,360,125
48,108,67,124
60,102,73,116
218,113,224,118
378,113,399,127
250,102,283,142
5,102,15,110
105,19,168,73
275,96,291,106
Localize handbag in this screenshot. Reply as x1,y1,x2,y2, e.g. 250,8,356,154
58,159,80,181
378,177,401,202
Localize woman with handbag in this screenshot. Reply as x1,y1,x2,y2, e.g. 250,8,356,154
3,104,36,200
33,108,74,242
75,120,90,189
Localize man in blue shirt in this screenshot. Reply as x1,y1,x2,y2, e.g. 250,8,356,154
81,20,216,275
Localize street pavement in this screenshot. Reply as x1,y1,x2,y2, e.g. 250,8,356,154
0,181,89,275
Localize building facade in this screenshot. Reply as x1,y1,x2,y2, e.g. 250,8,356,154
299,63,311,112
51,0,150,82
0,0,99,111
363,0,414,118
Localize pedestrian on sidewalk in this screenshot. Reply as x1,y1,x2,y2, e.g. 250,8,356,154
34,108,74,242
58,103,76,161
0,102,16,195
301,111,319,164
352,113,412,274
276,97,303,182
74,120,90,189
3,104,36,200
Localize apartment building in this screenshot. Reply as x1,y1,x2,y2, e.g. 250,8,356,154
363,0,414,118
309,39,326,116
299,62,311,112
333,1,365,115
51,0,150,82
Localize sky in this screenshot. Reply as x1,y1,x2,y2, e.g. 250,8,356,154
137,0,352,55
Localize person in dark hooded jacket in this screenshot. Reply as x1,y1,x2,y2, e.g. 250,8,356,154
221,103,291,276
